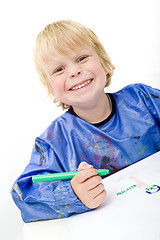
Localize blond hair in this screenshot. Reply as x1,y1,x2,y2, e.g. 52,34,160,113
34,20,115,109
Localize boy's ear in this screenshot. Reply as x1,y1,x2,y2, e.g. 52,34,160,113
106,73,109,79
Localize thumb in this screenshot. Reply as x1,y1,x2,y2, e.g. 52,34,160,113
78,162,93,171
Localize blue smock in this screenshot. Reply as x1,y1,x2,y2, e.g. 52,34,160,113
11,83,160,222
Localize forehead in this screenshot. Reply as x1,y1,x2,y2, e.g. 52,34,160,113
45,44,96,65
45,40,92,60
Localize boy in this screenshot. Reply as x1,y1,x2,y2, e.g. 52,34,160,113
11,20,160,222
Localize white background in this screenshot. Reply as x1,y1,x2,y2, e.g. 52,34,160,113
0,0,160,239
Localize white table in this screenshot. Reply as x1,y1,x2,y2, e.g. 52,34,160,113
24,152,160,240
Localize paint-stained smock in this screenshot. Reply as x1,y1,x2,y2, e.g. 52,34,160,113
11,83,160,222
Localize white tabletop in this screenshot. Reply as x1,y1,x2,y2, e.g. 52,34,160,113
24,152,160,240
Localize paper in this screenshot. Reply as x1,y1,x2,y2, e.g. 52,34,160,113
66,152,160,240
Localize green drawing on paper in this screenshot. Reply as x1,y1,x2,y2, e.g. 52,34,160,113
116,184,136,196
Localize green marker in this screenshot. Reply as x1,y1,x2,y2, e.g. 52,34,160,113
32,169,109,183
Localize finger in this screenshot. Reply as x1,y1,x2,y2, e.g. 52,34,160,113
78,162,93,171
88,189,107,209
84,175,102,190
75,168,98,183
89,183,105,199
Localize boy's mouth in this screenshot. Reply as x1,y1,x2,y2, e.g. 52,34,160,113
69,79,93,91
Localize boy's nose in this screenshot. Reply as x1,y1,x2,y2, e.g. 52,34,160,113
70,70,81,78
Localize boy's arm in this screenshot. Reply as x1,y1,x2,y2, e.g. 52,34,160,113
11,139,91,222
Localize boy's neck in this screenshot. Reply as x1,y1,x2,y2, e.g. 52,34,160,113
72,92,111,124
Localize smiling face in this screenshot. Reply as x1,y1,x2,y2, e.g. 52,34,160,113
45,46,108,111
34,20,115,110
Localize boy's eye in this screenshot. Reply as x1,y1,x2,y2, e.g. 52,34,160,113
78,56,87,62
54,67,64,73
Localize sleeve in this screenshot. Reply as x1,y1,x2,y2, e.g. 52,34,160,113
11,138,90,222
138,84,160,123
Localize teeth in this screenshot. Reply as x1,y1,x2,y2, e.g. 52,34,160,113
71,80,91,90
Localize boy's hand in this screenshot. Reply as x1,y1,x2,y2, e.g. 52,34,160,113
71,162,106,209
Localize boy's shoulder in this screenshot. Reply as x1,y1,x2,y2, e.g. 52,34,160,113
110,83,160,111
112,83,156,99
